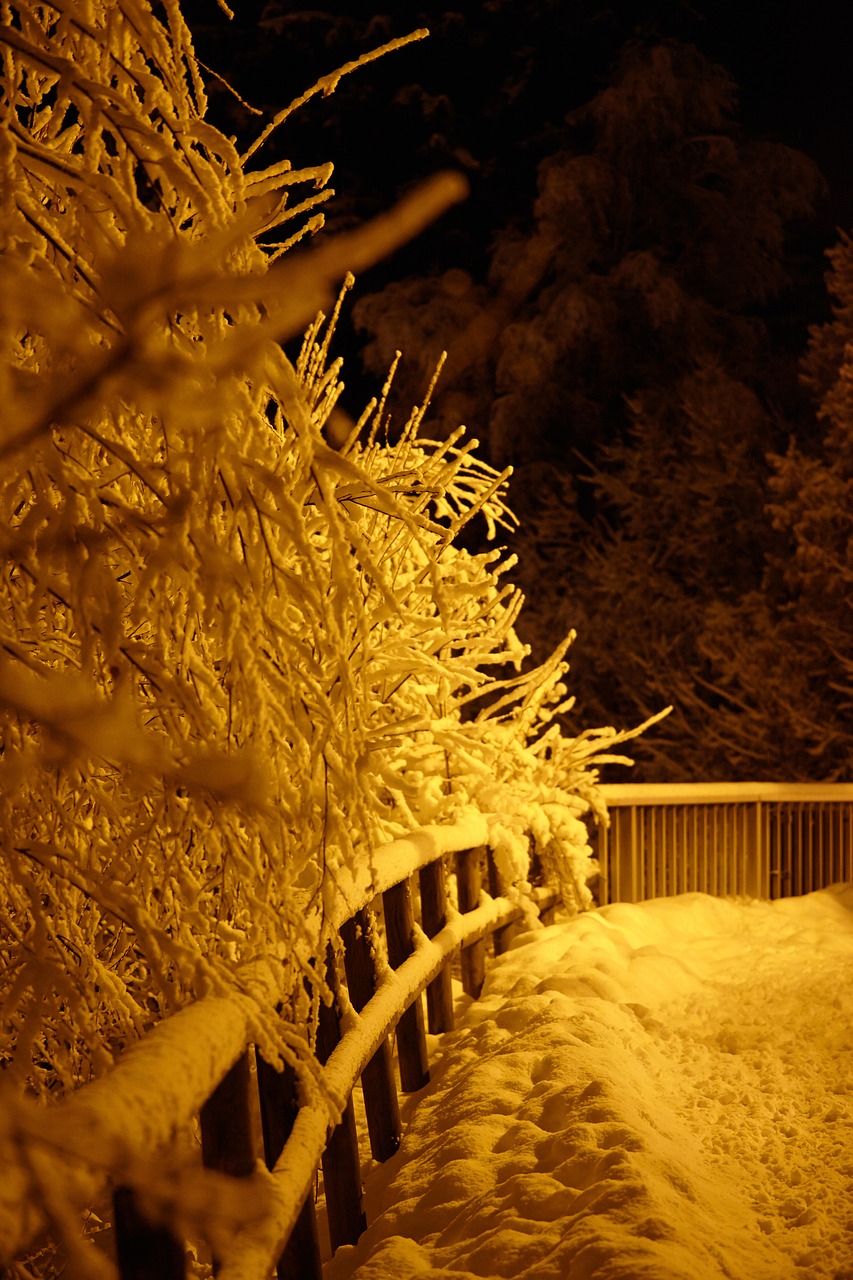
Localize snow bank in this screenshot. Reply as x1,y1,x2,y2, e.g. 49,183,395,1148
326,886,853,1280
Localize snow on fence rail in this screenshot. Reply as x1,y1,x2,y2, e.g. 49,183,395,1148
3,820,557,1280
595,782,853,903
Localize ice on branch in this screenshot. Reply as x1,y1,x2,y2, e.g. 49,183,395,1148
0,3,660,1273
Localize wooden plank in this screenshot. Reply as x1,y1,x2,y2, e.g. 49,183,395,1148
255,1049,323,1280
200,1050,255,1179
383,880,430,1092
486,849,520,955
419,859,454,1033
315,946,367,1251
340,910,402,1160
200,1050,256,1276
456,847,486,998
113,1185,186,1280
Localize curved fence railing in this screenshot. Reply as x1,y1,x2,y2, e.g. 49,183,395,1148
595,782,853,903
9,784,853,1278
3,818,558,1280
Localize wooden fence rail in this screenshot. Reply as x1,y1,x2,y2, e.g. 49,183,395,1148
13,784,853,1278
4,820,557,1280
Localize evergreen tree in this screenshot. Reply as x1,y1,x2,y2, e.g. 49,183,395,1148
689,233,853,780
522,365,790,778
353,38,820,463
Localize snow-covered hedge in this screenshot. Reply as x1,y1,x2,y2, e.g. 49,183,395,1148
0,0,656,1104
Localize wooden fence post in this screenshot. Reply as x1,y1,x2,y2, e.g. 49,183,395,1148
113,1185,186,1280
200,1050,255,1180
383,879,430,1092
199,1050,256,1276
419,859,454,1033
456,847,486,998
315,946,368,1251
486,849,520,955
340,909,402,1161
255,1047,323,1280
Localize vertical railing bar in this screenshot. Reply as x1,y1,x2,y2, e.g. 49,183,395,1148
654,805,661,897
340,909,402,1162
793,804,799,897
200,1050,256,1276
627,803,635,906
487,849,520,955
655,808,666,901
840,804,845,883
254,1048,323,1280
768,798,778,901
419,859,454,1033
704,803,710,894
594,814,607,906
838,805,844,883
641,807,649,902
314,944,368,1253
456,847,486,997
716,805,723,896
689,806,695,894
701,803,712,896
383,879,430,1093
113,1186,186,1280
732,803,742,896
686,803,696,896
200,1051,255,1180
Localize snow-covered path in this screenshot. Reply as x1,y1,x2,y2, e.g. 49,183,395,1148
325,887,853,1280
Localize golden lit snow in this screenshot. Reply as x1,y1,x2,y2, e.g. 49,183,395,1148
326,887,853,1280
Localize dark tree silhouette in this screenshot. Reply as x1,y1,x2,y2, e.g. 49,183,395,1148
689,233,853,780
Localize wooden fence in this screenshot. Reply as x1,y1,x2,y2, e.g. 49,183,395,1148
3,817,557,1280
594,782,853,903
10,784,853,1278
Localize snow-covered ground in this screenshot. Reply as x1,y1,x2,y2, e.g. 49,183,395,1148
325,886,853,1280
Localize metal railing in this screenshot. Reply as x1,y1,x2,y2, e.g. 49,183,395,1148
594,782,853,903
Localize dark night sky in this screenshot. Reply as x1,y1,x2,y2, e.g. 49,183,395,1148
692,1,853,233
190,1,853,271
